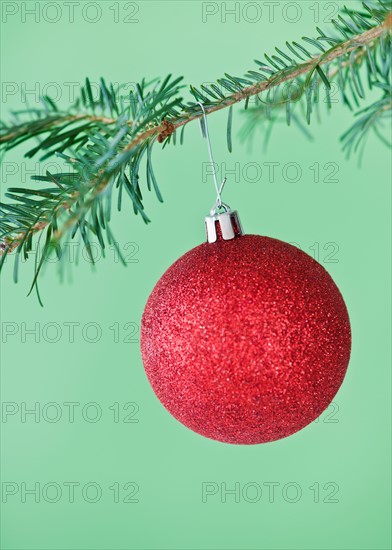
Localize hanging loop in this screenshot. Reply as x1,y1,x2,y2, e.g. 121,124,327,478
198,102,228,212
209,177,231,216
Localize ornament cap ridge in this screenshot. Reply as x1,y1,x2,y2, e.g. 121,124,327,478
205,209,243,243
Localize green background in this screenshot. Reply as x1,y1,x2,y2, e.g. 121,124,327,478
1,1,391,549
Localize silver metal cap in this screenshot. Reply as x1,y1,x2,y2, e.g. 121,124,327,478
205,208,243,243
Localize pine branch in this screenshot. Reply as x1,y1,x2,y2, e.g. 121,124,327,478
0,0,391,301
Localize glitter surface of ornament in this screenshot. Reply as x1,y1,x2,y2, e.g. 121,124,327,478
141,234,351,444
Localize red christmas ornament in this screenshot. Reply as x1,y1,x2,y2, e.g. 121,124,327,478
141,209,351,444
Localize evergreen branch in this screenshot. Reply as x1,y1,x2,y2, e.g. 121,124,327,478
0,0,391,300
239,28,391,148
0,114,119,146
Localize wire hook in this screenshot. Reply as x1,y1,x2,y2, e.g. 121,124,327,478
198,102,227,210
